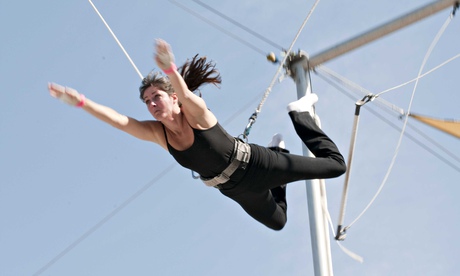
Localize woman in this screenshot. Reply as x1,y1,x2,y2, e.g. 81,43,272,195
48,39,346,230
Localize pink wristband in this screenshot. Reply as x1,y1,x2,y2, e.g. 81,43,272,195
76,94,86,107
162,63,177,75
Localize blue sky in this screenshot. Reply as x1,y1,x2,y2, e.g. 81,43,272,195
1,0,459,275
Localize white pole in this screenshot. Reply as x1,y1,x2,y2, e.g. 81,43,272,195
309,0,459,68
282,1,457,274
289,54,333,276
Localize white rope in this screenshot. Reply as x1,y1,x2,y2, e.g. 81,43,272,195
319,180,364,263
255,0,321,114
376,53,460,96
242,0,321,138
88,0,143,80
33,2,165,275
317,69,460,172
317,47,460,116
346,13,453,230
316,66,406,116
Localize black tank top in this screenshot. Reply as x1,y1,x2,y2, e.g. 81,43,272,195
164,123,235,178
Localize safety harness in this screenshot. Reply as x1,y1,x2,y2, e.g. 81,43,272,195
200,138,251,187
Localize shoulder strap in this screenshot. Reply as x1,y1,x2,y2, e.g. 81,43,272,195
161,123,169,144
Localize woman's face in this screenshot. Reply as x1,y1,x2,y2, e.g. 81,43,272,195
142,86,178,120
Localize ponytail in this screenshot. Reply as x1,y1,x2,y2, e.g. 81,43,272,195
140,54,221,101
179,54,221,93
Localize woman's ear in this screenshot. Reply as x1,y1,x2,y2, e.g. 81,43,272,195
170,93,180,105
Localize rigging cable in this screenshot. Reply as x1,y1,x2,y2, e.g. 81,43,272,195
376,2,458,98
317,51,460,108
316,65,405,115
33,163,177,276
317,73,460,173
34,1,305,274
88,0,143,79
242,0,322,139
376,53,460,96
35,2,458,273
170,0,321,138
190,0,285,51
34,3,160,275
168,0,267,56
316,60,460,166
319,179,364,263
335,12,455,239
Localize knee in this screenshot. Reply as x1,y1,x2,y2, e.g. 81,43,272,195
265,212,287,231
268,221,286,231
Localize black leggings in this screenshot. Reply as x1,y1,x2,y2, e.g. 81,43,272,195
219,111,346,230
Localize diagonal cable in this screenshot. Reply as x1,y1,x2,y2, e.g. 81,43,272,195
243,0,322,138
191,0,285,50
169,0,267,56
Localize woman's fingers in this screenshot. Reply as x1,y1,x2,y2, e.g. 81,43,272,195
154,39,174,68
48,82,79,106
155,39,169,51
48,82,65,98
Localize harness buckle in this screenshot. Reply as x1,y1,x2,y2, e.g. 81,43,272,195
201,138,251,187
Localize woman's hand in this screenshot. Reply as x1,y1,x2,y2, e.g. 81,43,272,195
48,82,84,107
154,39,175,71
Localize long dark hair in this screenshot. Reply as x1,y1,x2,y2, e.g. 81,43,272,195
139,54,221,101
179,54,221,92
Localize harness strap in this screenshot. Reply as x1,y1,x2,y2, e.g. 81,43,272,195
201,138,251,187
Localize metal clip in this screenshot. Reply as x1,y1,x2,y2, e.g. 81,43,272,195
242,112,258,139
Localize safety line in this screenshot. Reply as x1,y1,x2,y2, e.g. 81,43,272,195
36,0,316,273
168,0,267,56
316,56,460,164
35,2,457,274
345,13,454,231
168,0,321,138
34,2,292,273
33,163,177,275
243,0,321,138
316,48,460,117
316,66,406,116
88,0,143,80
317,73,460,173
255,0,320,114
33,2,161,274
376,4,458,97
33,84,272,275
315,13,458,239
190,0,285,50
33,91,271,274
320,178,363,263
376,53,460,96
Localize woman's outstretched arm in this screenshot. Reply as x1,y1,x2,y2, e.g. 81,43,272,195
48,82,165,146
154,39,217,129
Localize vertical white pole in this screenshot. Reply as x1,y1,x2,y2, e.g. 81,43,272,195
290,54,333,276
283,2,458,274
